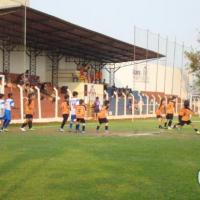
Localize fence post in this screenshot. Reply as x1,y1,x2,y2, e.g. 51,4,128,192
114,91,118,116
175,97,178,114
104,90,109,101
17,85,24,122
138,93,142,115
144,94,149,116
151,95,156,114
35,86,41,120
54,87,60,119
129,93,135,121
122,92,127,116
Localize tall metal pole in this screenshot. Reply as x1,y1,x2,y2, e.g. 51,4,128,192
155,33,160,92
171,38,176,95
144,29,149,92
24,1,27,75
133,25,136,91
180,42,184,98
163,37,168,94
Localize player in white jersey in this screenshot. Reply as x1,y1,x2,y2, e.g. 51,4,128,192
69,91,79,132
0,94,5,129
1,93,14,131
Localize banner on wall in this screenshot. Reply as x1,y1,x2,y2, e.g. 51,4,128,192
133,65,149,83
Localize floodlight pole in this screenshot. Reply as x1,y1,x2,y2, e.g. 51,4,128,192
24,1,27,76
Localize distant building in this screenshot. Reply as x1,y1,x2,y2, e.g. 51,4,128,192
0,0,30,8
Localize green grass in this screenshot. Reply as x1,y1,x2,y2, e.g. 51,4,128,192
0,118,200,200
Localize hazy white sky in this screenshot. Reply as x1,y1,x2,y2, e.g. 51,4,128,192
30,0,200,48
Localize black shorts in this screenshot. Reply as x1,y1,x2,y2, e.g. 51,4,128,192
26,114,33,119
63,114,69,120
156,115,162,119
76,118,85,123
179,120,192,126
166,114,173,120
98,118,108,124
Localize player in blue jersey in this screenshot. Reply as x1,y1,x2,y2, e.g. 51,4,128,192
0,94,5,131
69,91,79,132
1,93,14,132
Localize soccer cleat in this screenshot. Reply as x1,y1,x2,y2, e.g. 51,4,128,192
3,129,8,132
20,127,26,132
105,130,109,134
82,131,85,134
196,131,200,134
59,128,64,132
168,127,173,130
29,128,35,131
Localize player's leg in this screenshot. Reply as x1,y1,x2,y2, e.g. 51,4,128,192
75,119,80,133
28,118,33,130
81,119,86,134
189,121,200,134
104,118,109,134
60,114,68,131
96,118,102,133
69,115,76,131
21,117,28,131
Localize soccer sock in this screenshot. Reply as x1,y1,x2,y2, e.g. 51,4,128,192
168,120,172,127
21,123,27,128
164,122,167,127
194,128,199,132
69,123,73,129
105,126,108,131
82,124,85,132
4,120,10,129
76,124,79,131
2,120,7,129
28,121,32,129
96,125,100,130
61,120,66,129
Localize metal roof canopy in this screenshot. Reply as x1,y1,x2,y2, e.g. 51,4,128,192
0,6,164,63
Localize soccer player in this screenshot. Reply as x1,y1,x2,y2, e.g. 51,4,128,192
93,97,100,120
96,100,110,134
1,93,14,132
69,91,79,132
155,98,166,129
164,97,176,129
0,94,5,130
60,95,70,132
20,93,35,132
174,100,200,134
75,99,86,134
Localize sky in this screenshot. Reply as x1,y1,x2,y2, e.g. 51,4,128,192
30,0,200,48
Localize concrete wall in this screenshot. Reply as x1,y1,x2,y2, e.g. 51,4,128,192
103,62,189,98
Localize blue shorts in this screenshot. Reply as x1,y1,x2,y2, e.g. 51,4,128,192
4,110,11,121
70,114,76,122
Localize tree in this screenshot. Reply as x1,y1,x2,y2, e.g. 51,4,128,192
185,47,200,88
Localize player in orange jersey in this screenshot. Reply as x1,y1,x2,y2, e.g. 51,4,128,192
60,95,70,132
164,97,176,129
155,98,166,129
174,100,199,134
96,100,109,134
75,99,86,134
20,93,35,132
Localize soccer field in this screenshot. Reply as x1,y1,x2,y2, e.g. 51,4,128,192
0,119,200,200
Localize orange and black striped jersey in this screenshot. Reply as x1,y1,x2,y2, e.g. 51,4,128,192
76,105,86,119
98,106,109,119
60,102,70,115
181,108,193,121
156,105,165,116
166,102,175,114
179,108,185,116
25,100,35,115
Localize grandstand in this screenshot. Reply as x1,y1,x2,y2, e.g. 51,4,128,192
0,3,199,123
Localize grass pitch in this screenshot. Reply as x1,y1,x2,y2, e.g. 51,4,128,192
0,119,200,200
